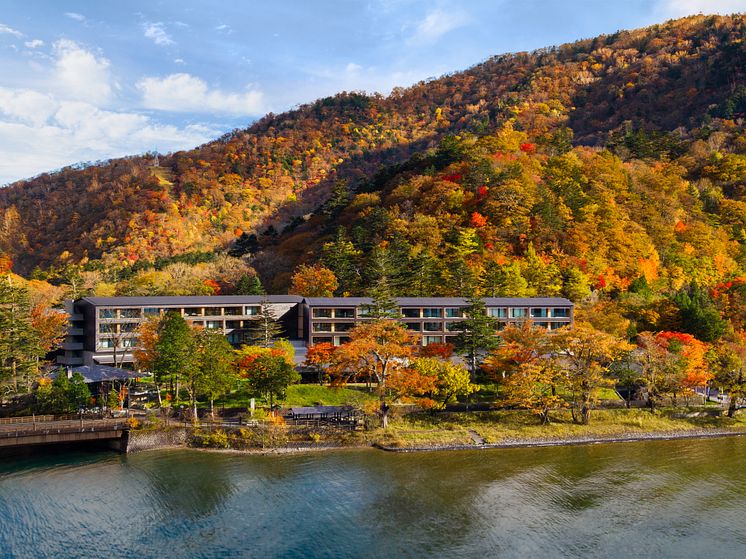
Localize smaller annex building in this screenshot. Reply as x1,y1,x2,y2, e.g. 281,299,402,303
57,296,574,367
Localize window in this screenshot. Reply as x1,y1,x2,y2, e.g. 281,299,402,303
224,306,243,316
509,308,527,318
312,336,333,345
423,322,441,332
99,323,115,333
120,323,138,332
313,308,332,318
245,306,260,316
226,320,242,329
550,321,569,330
313,322,333,332
531,308,547,318
119,308,141,319
184,308,202,317
423,335,443,345
99,309,116,319
334,308,355,319
143,307,161,317
488,308,507,318
203,307,222,316
535,322,550,329
336,336,351,346
445,308,462,318
405,322,421,331
120,339,136,348
99,338,115,348
333,322,354,332
357,307,372,317
402,308,420,318
423,308,442,318
551,308,570,318
445,321,462,332
205,321,223,329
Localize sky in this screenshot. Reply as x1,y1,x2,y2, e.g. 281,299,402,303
0,0,745,184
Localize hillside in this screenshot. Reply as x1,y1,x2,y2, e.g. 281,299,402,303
2,14,746,281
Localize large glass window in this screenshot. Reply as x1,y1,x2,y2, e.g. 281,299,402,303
120,339,136,348
143,307,161,317
402,308,420,318
405,322,421,331
99,338,115,348
531,308,548,318
224,306,243,316
245,306,260,316
312,336,333,345
445,308,462,318
313,322,333,332
535,322,550,329
184,308,202,317
551,308,570,318
334,308,355,319
423,322,441,332
205,321,223,329
313,308,333,318
226,320,242,329
423,308,442,318
509,308,527,318
99,309,116,319
333,322,354,332
119,308,141,319
550,321,569,330
488,308,507,318
423,335,443,345
120,323,139,332
203,307,222,316
335,336,352,346
99,323,114,333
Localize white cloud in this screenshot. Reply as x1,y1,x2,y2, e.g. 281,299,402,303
656,0,746,17
0,23,23,38
143,22,174,46
64,12,85,22
53,39,112,105
137,73,264,115
24,39,44,49
407,8,470,45
174,58,185,64
0,86,217,184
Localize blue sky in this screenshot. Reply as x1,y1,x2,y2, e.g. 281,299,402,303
0,0,744,184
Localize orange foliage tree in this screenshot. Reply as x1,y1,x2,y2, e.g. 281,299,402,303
329,320,419,427
289,263,338,297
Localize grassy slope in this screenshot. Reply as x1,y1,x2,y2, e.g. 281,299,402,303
372,409,746,448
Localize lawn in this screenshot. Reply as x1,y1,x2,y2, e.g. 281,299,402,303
212,383,377,409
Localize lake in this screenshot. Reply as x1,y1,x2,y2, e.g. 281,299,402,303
1,437,746,558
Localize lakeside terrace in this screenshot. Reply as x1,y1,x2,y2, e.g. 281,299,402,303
58,295,574,367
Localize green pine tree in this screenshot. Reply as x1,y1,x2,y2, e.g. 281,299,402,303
235,273,265,295
0,276,44,396
453,295,501,380
249,301,283,347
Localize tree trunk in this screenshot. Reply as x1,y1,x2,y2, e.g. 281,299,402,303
728,398,737,418
540,408,550,425
381,401,389,429
210,398,215,420
156,383,163,406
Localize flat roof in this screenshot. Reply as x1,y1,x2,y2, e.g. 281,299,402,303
79,295,304,307
76,295,573,307
303,297,573,306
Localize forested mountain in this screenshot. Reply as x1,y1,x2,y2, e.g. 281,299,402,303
3,14,746,338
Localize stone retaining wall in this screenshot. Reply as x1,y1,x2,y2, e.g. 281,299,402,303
125,427,190,453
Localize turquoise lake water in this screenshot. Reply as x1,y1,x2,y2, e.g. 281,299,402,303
1,437,746,558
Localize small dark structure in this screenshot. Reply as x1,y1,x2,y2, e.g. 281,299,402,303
284,405,361,426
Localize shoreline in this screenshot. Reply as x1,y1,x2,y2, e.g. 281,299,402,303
128,426,746,455
375,428,746,452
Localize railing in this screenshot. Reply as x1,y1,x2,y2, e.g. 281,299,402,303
0,418,130,440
